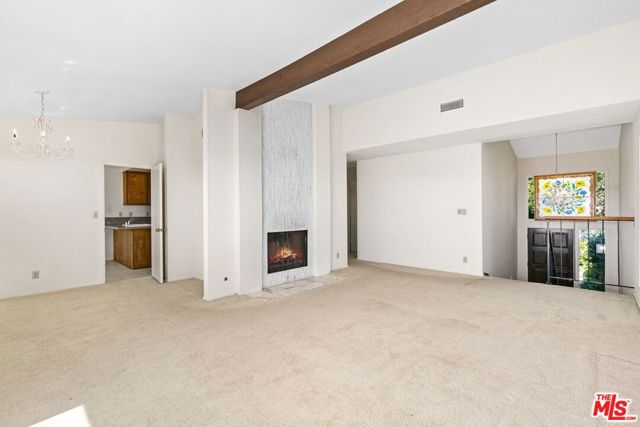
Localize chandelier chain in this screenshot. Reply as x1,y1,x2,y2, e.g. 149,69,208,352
40,92,45,121
555,132,558,174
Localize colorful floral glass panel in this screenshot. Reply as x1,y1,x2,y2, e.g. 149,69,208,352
535,172,596,219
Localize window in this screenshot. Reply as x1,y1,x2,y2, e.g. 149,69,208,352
578,229,605,291
528,177,535,219
528,172,605,219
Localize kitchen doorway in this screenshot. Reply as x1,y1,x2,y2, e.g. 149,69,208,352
103,163,164,284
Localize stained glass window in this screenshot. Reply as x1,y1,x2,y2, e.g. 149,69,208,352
528,172,605,219
535,172,596,219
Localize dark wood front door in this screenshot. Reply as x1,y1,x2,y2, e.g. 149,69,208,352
527,228,574,286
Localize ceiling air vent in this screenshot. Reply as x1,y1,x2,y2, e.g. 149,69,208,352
440,98,464,113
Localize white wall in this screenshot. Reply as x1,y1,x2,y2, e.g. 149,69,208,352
193,113,204,280
0,117,160,299
202,89,262,300
342,20,640,156
203,89,239,300
358,143,484,276
236,108,263,295
635,112,640,306
163,115,203,282
619,122,638,291
515,149,622,286
482,142,517,279
619,111,640,305
330,107,348,270
312,104,332,277
332,21,640,286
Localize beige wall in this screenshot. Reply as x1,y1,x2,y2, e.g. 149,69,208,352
482,142,517,279
163,114,203,282
515,149,626,288
330,107,348,270
342,20,640,155
619,122,638,291
619,111,640,305
358,144,484,276
0,117,160,299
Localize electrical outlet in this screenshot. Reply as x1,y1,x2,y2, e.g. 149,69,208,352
32,270,39,279
119,212,123,217
336,252,340,259
457,208,467,215
462,256,468,264
129,212,133,217
92,210,99,219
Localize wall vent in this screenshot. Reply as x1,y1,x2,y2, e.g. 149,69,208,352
440,98,464,112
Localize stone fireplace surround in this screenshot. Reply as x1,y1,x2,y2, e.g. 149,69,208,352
262,100,314,287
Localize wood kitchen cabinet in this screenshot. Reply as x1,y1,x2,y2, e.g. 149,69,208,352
123,170,151,205
113,228,151,269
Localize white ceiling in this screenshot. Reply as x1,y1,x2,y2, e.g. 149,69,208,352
509,125,622,159
2,0,640,122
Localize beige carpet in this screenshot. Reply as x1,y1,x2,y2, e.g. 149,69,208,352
1,261,639,427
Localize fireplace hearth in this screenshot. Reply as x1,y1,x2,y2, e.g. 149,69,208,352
267,230,308,274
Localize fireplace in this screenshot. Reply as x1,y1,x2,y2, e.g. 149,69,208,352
267,230,308,274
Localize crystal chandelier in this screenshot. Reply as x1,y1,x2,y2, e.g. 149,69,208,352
10,91,73,159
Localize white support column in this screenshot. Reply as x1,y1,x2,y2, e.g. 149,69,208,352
634,111,640,308
313,104,332,277
202,89,239,301
330,106,349,270
202,89,263,301
236,108,263,294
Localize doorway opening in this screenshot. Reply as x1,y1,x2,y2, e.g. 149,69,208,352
527,227,575,286
104,163,164,283
578,229,606,291
347,162,358,260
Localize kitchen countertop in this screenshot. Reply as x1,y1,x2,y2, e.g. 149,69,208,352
105,225,152,230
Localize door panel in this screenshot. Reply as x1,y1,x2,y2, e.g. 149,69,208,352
151,163,164,283
527,228,574,286
549,229,573,287
528,228,548,284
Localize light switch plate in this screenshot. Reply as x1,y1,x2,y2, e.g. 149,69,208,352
92,210,99,219
457,208,467,215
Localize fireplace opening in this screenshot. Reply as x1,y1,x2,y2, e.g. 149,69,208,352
267,230,308,274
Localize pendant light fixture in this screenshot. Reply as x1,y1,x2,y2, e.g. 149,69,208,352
9,91,73,159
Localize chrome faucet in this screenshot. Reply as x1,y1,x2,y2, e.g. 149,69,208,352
124,217,137,226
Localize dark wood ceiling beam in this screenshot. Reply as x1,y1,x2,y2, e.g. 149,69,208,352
235,0,495,110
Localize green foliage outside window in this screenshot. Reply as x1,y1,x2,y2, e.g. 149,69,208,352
578,231,605,292
595,172,605,217
528,177,535,219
